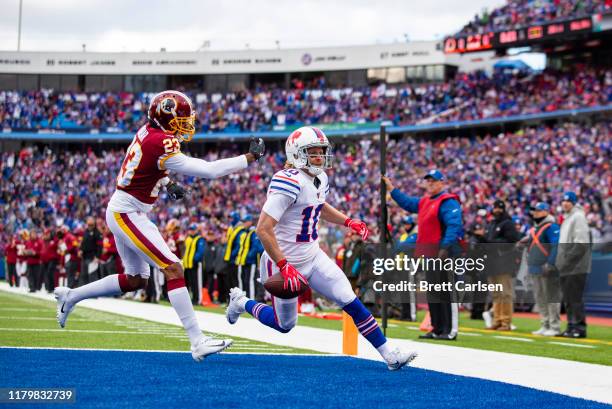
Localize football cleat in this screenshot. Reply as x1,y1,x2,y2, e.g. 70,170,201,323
191,336,233,362
226,287,247,325
385,347,418,371
54,287,74,328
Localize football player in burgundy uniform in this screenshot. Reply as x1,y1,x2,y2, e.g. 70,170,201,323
54,90,265,361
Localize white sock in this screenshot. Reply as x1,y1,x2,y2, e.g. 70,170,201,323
377,341,393,359
168,287,203,346
66,275,122,305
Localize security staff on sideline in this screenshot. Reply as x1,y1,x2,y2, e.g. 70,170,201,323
224,212,246,290
383,170,464,340
183,223,205,305
236,215,264,299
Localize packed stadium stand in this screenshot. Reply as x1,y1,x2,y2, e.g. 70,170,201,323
457,0,610,35
1,68,610,133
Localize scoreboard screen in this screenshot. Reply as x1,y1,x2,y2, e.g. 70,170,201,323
444,16,594,53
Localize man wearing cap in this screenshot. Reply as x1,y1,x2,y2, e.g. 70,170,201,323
383,170,464,340
183,223,205,305
482,200,521,331
522,202,561,336
556,192,591,338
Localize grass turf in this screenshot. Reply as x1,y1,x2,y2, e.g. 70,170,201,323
0,290,320,355
186,302,612,366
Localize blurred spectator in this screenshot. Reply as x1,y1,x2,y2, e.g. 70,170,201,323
79,216,102,286
4,235,18,287
521,202,562,336
40,228,60,293
556,191,591,338
183,223,204,305
482,200,521,331
24,229,43,292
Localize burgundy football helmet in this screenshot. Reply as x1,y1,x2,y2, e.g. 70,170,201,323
147,90,196,142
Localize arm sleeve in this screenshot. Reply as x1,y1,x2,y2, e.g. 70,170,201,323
194,239,205,262
261,192,294,222
390,188,420,213
162,152,248,178
439,199,464,247
547,224,561,265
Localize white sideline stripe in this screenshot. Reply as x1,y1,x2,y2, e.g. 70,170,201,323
1,284,611,405
493,336,534,343
0,316,89,321
457,332,482,337
548,342,596,349
0,346,331,357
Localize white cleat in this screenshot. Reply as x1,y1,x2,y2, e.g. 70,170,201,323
542,328,561,337
191,336,233,362
54,287,74,328
226,287,247,325
532,327,547,335
385,347,418,371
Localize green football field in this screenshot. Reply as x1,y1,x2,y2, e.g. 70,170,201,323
0,290,319,355
187,302,612,366
2,289,611,366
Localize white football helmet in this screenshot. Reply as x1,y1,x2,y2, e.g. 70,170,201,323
285,126,333,176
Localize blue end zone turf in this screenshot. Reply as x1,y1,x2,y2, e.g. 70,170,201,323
0,348,609,409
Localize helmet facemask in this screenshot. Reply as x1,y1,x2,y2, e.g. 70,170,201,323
296,144,333,176
168,114,196,142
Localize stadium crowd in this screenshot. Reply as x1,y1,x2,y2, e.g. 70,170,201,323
1,119,610,306
1,68,611,133
456,0,610,36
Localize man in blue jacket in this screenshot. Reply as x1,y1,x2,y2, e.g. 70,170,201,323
383,170,464,340
520,202,561,337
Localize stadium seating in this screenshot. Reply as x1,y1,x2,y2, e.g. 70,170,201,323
1,68,610,133
456,0,609,36
1,120,609,244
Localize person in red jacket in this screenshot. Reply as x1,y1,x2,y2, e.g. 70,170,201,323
384,170,465,341
24,230,44,292
41,229,60,293
100,225,122,277
59,228,80,288
4,234,19,287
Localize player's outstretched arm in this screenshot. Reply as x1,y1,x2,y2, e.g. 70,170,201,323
321,203,369,240
162,137,265,178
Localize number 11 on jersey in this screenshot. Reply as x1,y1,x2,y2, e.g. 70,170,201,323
296,204,324,242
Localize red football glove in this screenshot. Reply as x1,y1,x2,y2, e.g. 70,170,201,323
277,259,308,292
344,218,369,241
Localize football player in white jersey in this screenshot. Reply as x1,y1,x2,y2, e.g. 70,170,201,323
226,126,417,370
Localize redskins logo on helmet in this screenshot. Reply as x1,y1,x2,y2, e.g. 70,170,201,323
148,90,196,142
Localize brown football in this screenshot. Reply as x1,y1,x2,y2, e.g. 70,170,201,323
264,273,308,299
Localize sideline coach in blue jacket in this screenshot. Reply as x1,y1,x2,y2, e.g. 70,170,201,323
383,170,464,340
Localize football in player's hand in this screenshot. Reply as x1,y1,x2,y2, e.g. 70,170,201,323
264,273,308,299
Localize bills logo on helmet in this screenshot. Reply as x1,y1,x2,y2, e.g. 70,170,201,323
288,130,301,144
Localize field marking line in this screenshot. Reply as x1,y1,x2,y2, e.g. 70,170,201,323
493,336,534,342
0,345,331,356
548,342,596,349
